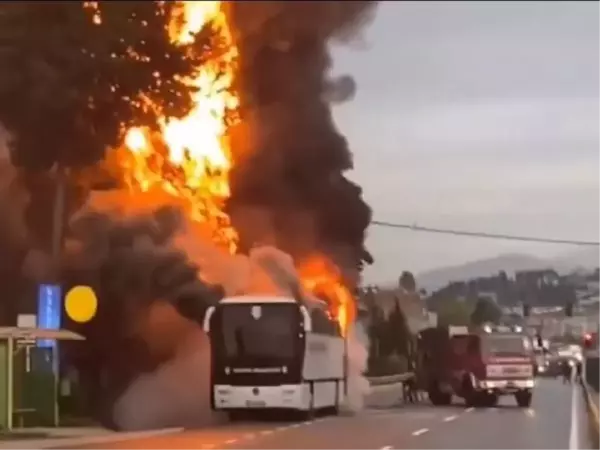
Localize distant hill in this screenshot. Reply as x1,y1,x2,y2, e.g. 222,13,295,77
416,253,547,291
417,248,599,292
550,248,599,272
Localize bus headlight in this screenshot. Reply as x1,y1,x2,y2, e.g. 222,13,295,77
282,366,288,374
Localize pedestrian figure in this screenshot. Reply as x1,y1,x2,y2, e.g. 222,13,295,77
403,375,418,404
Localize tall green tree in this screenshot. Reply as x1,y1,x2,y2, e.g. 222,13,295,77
399,270,416,292
437,298,472,327
0,1,213,249
387,299,410,357
470,297,503,325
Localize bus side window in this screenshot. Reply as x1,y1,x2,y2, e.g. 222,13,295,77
311,308,336,336
331,320,342,337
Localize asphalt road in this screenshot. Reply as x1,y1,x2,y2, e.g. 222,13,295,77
75,378,594,450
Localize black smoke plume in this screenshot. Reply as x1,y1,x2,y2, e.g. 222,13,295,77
60,205,224,427
224,1,377,280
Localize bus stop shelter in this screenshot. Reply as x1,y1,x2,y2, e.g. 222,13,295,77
0,327,84,431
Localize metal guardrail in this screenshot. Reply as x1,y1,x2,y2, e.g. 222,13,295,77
367,372,414,386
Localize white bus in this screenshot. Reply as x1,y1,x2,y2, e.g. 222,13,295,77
202,295,348,420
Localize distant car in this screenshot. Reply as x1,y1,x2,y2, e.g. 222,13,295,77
534,354,550,376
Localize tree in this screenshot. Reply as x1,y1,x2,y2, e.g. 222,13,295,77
470,297,503,325
437,299,472,327
0,1,208,169
399,271,416,292
0,2,215,249
367,304,387,373
387,299,410,357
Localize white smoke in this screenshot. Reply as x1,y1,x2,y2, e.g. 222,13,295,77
341,321,371,413
112,328,224,430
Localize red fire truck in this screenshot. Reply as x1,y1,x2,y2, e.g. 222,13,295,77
416,324,536,408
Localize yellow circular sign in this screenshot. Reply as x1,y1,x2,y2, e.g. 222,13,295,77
65,285,98,323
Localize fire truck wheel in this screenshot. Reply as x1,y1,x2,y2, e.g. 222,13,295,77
464,392,479,407
462,377,482,407
483,393,499,407
428,383,452,406
515,390,532,408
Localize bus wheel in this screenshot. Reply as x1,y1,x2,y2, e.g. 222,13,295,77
304,388,316,420
515,390,532,408
331,380,340,416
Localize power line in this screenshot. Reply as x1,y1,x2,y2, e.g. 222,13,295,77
371,220,600,246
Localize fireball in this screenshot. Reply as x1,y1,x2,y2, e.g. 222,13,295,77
114,1,354,333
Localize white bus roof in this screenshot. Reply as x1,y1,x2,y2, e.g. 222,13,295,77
218,295,329,309
219,295,297,304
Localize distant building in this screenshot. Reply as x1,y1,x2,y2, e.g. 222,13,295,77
515,269,576,307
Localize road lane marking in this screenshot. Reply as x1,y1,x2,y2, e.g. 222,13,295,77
380,446,393,449
260,430,273,436
525,409,535,418
225,439,237,445
443,415,457,422
569,382,579,450
465,407,474,413
244,433,255,440
412,428,429,436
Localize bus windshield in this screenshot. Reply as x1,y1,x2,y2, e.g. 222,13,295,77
219,303,301,360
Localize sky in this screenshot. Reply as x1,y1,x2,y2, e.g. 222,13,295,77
330,1,599,284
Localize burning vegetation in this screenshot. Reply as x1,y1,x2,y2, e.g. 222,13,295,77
0,0,378,426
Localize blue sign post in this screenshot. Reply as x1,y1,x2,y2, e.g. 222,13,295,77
37,284,62,348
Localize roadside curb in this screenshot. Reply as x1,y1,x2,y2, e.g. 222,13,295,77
581,379,599,449
1,427,184,449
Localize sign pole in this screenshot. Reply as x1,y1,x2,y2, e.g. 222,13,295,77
51,165,66,427
6,337,13,431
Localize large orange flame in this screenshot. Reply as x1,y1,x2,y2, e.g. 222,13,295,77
120,1,238,253
113,1,354,332
299,256,356,336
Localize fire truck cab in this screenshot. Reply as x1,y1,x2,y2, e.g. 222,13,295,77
416,324,536,408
